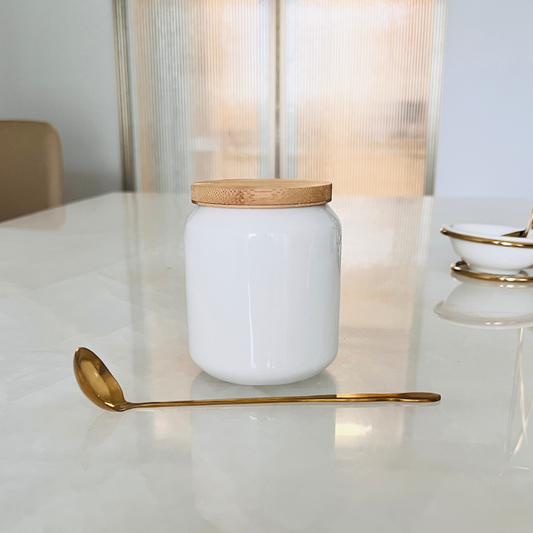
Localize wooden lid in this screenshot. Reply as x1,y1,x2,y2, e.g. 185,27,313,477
191,179,332,208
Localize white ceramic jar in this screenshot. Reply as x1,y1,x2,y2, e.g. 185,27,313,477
185,179,341,385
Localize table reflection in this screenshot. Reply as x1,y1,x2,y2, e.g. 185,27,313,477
505,327,533,473
435,274,533,329
435,276,533,472
190,372,337,532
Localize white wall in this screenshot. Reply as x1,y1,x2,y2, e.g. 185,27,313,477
0,0,122,202
435,0,533,199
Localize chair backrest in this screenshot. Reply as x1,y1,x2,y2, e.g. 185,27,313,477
0,120,63,222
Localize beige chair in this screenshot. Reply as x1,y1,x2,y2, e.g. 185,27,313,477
0,120,63,222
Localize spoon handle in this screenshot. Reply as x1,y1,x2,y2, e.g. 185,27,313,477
503,207,533,237
124,392,440,410
525,209,533,237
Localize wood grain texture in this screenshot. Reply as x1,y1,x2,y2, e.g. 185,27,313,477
191,179,332,208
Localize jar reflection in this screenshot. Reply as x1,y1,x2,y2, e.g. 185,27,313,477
190,372,337,532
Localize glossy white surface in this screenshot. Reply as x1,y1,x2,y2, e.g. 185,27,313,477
185,204,341,385
443,223,533,274
1,194,533,532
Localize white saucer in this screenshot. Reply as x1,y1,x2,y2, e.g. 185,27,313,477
451,261,533,284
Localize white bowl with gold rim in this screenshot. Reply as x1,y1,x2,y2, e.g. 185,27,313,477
441,223,533,275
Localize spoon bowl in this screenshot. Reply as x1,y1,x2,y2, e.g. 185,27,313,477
73,347,441,411
74,347,128,411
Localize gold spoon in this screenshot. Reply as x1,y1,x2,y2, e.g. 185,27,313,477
74,347,441,412
504,207,533,238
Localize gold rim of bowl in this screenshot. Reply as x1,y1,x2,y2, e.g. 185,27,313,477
441,227,533,249
451,261,533,283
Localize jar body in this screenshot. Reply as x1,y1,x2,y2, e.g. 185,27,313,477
185,204,342,385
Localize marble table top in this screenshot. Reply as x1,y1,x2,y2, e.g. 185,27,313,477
1,193,533,532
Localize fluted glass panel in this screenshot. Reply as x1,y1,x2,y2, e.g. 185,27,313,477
127,0,268,192
118,0,443,194
282,0,440,195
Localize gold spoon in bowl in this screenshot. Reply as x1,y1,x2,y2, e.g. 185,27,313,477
504,207,533,238
74,347,441,412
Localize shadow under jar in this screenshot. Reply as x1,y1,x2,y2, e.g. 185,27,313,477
185,179,342,385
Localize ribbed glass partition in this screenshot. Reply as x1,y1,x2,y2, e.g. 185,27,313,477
114,0,445,195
